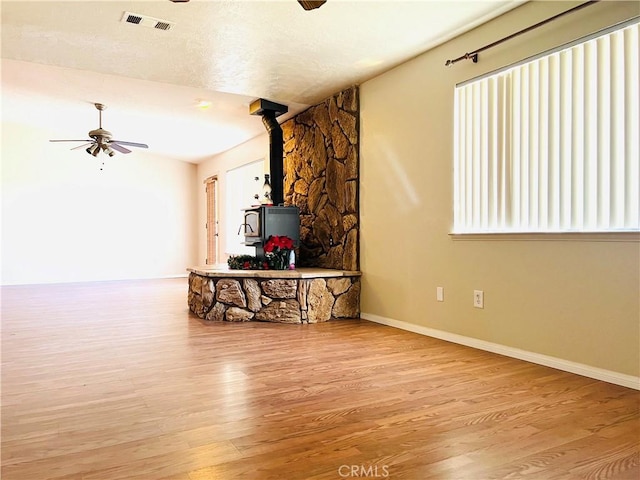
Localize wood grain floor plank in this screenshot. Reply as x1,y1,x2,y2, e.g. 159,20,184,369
2,279,638,479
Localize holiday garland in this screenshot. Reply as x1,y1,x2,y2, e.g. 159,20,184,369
228,235,294,270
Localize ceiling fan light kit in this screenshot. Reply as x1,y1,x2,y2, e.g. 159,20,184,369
101,145,116,157
86,144,100,157
50,103,148,160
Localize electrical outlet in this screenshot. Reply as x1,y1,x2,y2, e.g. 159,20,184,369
474,290,484,309
436,287,444,302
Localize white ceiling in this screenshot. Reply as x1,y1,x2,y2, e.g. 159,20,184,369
1,0,524,163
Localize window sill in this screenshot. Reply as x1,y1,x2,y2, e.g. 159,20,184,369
449,232,640,242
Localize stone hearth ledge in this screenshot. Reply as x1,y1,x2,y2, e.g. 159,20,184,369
187,266,361,278
186,267,361,324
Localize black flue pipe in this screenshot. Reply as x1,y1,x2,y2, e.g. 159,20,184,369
261,111,284,206
250,98,288,207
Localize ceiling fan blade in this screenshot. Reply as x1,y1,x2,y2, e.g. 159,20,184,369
110,140,148,148
49,139,92,143
109,143,132,154
71,142,94,151
298,0,327,10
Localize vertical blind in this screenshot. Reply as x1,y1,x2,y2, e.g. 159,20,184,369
453,20,639,233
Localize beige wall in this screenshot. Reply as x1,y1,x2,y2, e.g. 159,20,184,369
360,1,640,377
196,134,268,265
1,118,198,285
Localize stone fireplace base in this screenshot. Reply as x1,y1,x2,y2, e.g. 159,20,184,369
187,267,361,324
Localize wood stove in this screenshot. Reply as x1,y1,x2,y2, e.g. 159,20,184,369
242,99,300,258
241,205,300,257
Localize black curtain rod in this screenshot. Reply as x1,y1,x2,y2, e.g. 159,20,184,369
445,1,600,67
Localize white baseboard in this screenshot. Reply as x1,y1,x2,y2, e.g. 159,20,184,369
361,312,640,391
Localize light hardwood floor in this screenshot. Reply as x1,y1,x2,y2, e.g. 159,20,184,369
1,278,638,479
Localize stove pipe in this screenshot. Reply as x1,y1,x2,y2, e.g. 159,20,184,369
250,98,288,207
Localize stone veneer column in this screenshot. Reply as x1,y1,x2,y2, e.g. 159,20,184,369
281,86,359,271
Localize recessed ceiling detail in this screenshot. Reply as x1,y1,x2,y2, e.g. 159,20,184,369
121,12,174,31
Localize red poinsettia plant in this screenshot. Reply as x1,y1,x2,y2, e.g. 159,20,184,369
227,235,295,270
263,235,294,253
264,235,294,270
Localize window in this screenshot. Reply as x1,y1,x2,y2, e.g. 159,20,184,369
453,20,639,234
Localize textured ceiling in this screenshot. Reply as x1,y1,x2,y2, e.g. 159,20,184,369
1,0,524,163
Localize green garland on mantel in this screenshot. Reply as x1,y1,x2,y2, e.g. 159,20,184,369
227,255,269,270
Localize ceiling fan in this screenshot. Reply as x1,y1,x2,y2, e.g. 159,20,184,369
297,1,327,10
49,103,148,157
169,0,327,10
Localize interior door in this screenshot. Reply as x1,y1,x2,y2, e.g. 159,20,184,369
205,176,218,265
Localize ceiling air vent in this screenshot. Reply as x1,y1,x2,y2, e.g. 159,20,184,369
121,12,175,31
154,22,172,31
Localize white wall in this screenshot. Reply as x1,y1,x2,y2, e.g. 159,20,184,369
196,134,268,265
225,159,265,256
1,118,198,285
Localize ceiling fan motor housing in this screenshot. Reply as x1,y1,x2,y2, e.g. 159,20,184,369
89,128,112,143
